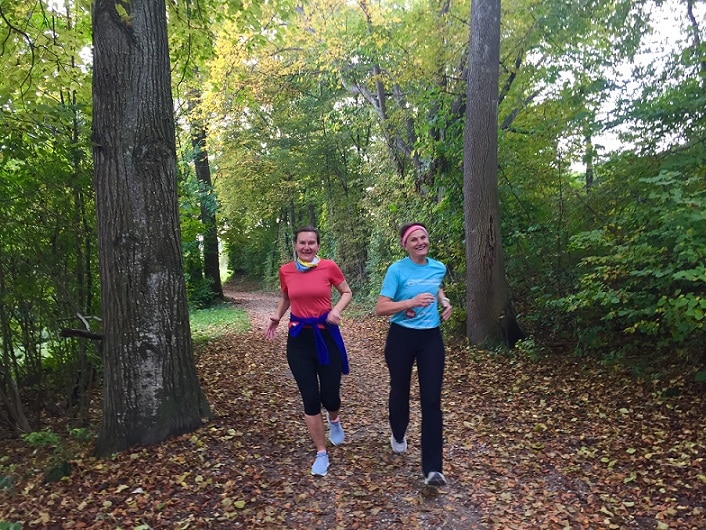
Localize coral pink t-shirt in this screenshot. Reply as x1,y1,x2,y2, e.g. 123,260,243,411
279,259,345,320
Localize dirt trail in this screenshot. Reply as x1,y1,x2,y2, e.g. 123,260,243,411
221,282,484,529
3,280,702,528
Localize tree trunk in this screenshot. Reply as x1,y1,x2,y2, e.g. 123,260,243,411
0,251,32,433
463,0,523,348
92,0,212,457
191,123,223,300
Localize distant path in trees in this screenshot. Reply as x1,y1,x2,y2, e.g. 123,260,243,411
221,278,485,529
222,276,282,327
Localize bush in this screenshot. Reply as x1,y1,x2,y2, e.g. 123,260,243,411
22,428,93,483
552,171,705,369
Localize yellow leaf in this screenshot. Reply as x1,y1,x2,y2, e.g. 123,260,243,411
34,512,51,524
114,3,133,24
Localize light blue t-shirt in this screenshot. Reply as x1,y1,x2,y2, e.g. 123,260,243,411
379,256,447,329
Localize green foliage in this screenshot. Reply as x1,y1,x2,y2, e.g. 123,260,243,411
0,454,16,494
68,427,94,444
552,172,706,361
222,220,281,286
185,274,216,310
0,476,14,493
178,161,222,308
22,430,63,448
205,17,380,283
0,0,701,410
21,428,92,483
0,0,99,431
22,427,92,448
513,336,549,361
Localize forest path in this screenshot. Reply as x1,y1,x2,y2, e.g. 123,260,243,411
4,280,700,528
218,279,484,529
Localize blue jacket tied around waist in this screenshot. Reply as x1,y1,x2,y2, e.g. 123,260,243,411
289,313,350,375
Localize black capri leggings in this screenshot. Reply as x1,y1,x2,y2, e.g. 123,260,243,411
287,327,343,416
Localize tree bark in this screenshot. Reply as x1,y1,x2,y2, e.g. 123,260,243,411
191,123,224,300
92,0,212,457
0,250,32,433
463,0,523,348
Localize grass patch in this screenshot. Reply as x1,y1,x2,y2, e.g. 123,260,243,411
190,302,249,345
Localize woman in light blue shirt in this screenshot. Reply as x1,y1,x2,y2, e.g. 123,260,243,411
375,222,452,487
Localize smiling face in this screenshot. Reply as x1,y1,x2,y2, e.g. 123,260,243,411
294,231,320,262
403,228,429,263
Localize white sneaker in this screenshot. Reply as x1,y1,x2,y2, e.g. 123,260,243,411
390,433,407,454
327,413,345,446
424,471,447,486
311,451,329,476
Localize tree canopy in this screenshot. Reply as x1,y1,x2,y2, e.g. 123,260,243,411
0,0,704,440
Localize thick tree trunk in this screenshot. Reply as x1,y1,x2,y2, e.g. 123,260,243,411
92,0,212,457
463,0,523,348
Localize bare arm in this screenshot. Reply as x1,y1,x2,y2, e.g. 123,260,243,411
265,291,291,339
375,289,452,321
375,292,436,316
327,280,353,325
437,288,452,322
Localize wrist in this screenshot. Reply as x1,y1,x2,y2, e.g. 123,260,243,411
440,297,450,305
270,316,280,324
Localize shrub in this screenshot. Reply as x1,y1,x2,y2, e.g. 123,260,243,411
552,172,705,371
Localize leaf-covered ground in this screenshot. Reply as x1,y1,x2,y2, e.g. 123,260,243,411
1,283,705,529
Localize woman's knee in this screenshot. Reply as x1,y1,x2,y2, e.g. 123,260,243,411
303,400,322,416
321,396,341,413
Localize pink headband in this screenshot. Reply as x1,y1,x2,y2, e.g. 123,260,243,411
401,224,428,247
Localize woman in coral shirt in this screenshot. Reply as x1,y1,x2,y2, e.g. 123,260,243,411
265,225,352,477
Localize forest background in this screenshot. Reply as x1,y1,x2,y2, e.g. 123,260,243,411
0,0,705,491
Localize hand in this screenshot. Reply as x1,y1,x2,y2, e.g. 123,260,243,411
440,302,452,321
411,292,435,308
265,317,280,339
326,308,342,325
